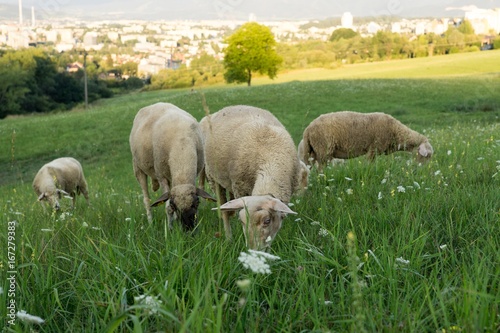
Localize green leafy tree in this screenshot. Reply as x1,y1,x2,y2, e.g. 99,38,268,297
329,28,358,42
0,61,29,119
458,20,475,35
223,22,282,86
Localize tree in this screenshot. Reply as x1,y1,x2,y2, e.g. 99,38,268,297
223,22,282,86
329,28,358,42
458,20,475,35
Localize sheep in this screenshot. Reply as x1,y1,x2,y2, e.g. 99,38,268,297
301,111,433,169
203,105,305,250
200,110,309,191
129,102,215,230
32,157,89,210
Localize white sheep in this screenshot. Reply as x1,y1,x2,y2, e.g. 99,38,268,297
301,111,433,169
203,105,305,250
32,157,89,210
129,102,215,229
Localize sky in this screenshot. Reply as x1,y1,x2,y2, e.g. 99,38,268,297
1,0,499,21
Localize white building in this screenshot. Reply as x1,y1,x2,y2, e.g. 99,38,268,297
341,12,353,29
465,7,500,34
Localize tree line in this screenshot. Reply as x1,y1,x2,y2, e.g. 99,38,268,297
0,48,143,119
1,20,498,118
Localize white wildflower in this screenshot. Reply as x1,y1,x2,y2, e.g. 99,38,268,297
397,186,405,193
434,170,441,176
287,202,294,207
248,249,280,261
413,181,421,189
125,217,132,222
324,301,333,305
239,250,280,274
82,222,89,228
439,244,447,250
41,229,53,232
16,310,45,325
134,295,162,315
91,226,101,230
236,279,251,292
381,178,387,184
310,221,320,226
447,150,452,155
346,188,353,195
377,192,383,200
294,217,302,222
318,228,329,237
337,197,342,202
395,257,410,265
477,157,484,161
345,177,352,181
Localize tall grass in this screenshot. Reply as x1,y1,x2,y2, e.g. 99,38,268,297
1,53,499,332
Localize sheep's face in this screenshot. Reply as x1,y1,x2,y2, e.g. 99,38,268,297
219,195,297,250
38,190,67,210
416,141,433,162
152,185,215,231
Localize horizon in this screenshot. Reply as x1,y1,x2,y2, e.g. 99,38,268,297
0,0,499,22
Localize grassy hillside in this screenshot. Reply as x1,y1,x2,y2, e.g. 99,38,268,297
0,52,499,332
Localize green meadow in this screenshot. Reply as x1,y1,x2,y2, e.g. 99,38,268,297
1,51,499,332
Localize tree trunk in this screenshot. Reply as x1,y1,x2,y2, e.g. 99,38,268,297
247,70,252,86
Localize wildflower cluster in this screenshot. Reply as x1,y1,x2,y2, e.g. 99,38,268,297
238,250,280,274
134,294,163,315
16,310,45,325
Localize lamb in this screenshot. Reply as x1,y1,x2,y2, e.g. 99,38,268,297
203,105,305,250
301,111,433,169
32,157,89,210
129,102,215,230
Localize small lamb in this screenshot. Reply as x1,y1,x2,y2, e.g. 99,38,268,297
203,105,304,250
32,157,89,210
129,102,214,230
301,111,433,168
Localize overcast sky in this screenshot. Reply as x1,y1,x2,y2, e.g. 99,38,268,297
2,0,499,20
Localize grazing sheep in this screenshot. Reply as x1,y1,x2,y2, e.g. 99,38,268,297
33,157,89,210
129,102,215,230
203,105,304,250
301,111,433,168
200,110,309,191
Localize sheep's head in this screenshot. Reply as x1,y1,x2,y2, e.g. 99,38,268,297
151,184,215,230
217,195,297,250
416,140,433,162
37,189,69,210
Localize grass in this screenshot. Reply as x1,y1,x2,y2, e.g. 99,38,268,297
1,51,499,332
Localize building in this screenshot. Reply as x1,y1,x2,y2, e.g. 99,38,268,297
341,12,353,29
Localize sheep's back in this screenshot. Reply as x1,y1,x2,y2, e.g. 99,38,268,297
204,108,298,200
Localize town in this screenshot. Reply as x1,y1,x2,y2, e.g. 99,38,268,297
1,5,499,77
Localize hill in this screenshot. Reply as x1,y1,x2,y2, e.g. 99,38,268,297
0,50,499,332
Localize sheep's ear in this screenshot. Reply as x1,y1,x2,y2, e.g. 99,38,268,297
57,189,70,196
266,198,297,215
38,193,47,201
213,197,248,212
151,192,171,207
196,188,216,202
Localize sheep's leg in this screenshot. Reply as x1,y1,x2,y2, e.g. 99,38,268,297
217,184,232,240
135,170,152,222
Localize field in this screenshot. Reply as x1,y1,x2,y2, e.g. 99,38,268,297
1,51,499,332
